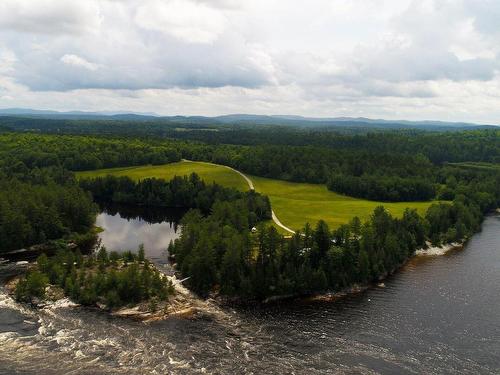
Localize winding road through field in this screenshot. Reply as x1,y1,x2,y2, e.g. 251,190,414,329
182,160,295,234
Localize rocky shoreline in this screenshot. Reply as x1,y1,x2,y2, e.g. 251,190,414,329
3,265,213,323
110,274,214,322
243,239,468,305
415,240,465,256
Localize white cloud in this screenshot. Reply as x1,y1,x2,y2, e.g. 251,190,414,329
61,54,100,71
0,0,500,122
135,0,228,44
0,0,101,34
0,49,17,74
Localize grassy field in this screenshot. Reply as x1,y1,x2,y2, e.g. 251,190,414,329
250,176,436,231
76,161,249,191
77,161,438,231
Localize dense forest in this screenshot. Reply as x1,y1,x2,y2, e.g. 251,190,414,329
1,119,499,301
0,133,181,171
16,246,174,309
0,168,96,253
2,116,500,164
327,174,436,202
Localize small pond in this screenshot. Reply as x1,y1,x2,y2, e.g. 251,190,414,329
95,203,186,266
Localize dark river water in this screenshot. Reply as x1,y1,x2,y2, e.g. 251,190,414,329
1,213,500,374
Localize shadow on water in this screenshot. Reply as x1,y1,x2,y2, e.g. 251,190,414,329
97,201,187,226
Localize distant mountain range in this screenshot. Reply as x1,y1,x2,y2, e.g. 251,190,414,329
0,108,159,117
0,108,497,131
212,114,497,130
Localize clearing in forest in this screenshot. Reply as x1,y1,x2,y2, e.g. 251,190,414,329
76,160,249,191
76,161,438,231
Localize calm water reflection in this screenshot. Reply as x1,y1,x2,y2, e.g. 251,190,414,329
95,204,186,264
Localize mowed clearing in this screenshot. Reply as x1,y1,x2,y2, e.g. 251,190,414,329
250,176,435,230
76,161,249,191
76,161,437,231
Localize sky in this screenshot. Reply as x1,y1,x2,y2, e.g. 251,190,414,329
0,0,499,123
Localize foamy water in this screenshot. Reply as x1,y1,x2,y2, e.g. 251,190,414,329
1,215,499,374
415,242,463,256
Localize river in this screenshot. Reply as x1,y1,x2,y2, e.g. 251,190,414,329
1,211,499,374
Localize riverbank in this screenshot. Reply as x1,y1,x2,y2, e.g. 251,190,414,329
223,239,469,306
1,229,99,262
415,241,465,256
310,240,467,302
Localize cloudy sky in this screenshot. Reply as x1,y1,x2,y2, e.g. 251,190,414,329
0,0,499,122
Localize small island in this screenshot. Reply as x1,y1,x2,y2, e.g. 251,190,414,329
9,245,203,321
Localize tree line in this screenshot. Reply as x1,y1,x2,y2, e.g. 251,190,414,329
0,133,181,172
80,173,271,223
327,174,436,202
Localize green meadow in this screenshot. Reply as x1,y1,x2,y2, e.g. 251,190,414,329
250,176,435,231
76,161,249,191
77,161,438,231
